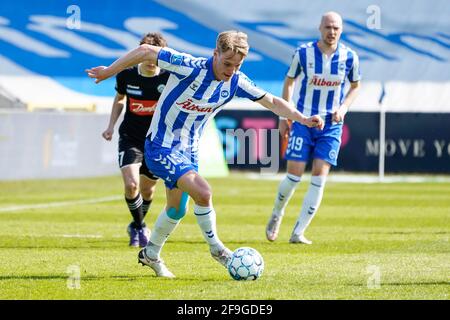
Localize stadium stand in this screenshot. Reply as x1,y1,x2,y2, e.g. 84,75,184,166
0,0,449,179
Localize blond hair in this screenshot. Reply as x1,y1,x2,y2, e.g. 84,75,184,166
216,30,249,56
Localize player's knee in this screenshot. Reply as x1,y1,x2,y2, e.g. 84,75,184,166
124,181,139,194
195,189,212,206
287,163,304,177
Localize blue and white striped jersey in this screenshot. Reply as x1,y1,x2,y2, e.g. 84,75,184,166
287,41,361,123
148,47,266,159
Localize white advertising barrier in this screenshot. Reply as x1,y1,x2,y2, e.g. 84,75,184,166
0,111,228,180
0,111,119,180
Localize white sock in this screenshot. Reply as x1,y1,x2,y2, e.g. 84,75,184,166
273,173,301,216
292,176,326,236
194,204,224,252
146,210,180,259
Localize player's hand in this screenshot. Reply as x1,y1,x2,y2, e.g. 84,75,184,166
303,115,324,130
278,119,290,138
332,108,347,123
85,66,110,84
102,128,113,141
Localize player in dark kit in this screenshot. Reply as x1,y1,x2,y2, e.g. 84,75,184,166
102,33,169,247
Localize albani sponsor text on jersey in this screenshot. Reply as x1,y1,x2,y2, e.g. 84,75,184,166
176,99,214,113
309,76,342,87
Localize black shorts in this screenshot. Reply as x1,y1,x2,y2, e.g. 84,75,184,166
118,135,159,180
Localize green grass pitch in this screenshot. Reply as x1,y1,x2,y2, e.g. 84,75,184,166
0,174,448,300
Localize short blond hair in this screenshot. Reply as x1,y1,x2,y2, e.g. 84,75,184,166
216,30,249,56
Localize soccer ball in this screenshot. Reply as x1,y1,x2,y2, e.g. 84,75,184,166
227,247,264,281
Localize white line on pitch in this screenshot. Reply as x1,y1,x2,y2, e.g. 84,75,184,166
0,195,122,213
62,234,103,238
245,173,450,183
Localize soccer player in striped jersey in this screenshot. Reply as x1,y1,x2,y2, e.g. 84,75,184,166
87,30,324,278
266,12,361,244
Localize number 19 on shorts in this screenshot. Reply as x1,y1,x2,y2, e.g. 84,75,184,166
287,136,303,152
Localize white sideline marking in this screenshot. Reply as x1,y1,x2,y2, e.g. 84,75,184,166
62,234,103,238
0,195,121,213
245,173,450,183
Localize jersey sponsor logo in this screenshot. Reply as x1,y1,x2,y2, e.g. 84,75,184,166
176,98,213,113
220,90,229,98
309,76,341,87
157,84,165,93
329,150,337,160
126,88,143,95
129,97,157,116
170,53,183,66
189,81,200,91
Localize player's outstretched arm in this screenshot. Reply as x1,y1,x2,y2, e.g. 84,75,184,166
257,93,324,130
85,44,162,84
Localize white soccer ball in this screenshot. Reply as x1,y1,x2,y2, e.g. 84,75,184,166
227,247,264,281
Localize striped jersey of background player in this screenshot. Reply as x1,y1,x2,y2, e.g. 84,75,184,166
101,32,169,248
266,12,361,245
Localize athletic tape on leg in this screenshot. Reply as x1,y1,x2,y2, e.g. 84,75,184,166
166,192,189,220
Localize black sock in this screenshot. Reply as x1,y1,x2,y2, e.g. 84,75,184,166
142,199,152,218
125,194,144,229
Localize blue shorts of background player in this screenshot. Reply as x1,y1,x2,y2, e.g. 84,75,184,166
144,139,198,189
285,121,343,166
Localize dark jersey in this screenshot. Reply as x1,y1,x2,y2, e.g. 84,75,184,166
115,66,169,142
